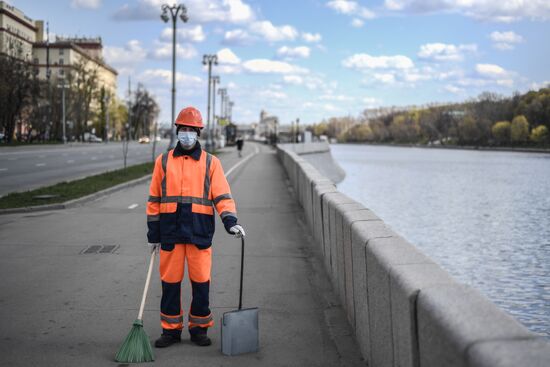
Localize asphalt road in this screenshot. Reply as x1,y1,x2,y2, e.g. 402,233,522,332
0,140,170,197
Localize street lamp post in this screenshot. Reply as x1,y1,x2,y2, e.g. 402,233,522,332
202,54,218,151
161,3,189,149
296,118,300,143
103,94,110,143
228,101,234,124
57,81,69,144
211,75,220,148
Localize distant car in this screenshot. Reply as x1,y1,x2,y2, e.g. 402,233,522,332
139,136,150,144
87,134,103,143
155,136,161,142
0,132,5,142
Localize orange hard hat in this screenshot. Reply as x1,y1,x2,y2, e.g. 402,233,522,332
175,106,203,128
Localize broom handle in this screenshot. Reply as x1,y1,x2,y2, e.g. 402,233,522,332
239,237,244,310
138,249,156,320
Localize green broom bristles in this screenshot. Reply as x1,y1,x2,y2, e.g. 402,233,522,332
115,319,155,363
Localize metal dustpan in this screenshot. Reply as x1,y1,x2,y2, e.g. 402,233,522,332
221,237,259,356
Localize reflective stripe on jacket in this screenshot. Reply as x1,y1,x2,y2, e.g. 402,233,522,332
146,143,237,248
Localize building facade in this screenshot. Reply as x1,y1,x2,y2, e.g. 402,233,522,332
32,37,117,97
0,1,40,60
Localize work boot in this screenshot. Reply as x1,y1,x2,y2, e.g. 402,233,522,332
189,327,211,347
154,334,181,348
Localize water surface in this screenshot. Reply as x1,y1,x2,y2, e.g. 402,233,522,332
331,144,550,337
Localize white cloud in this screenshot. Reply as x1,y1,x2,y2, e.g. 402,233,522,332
529,80,550,90
140,68,202,86
161,25,205,43
149,41,197,60
383,0,550,22
343,53,414,70
373,73,396,84
114,0,254,23
283,75,304,85
476,63,507,78
327,0,356,14
302,32,322,43
319,94,355,101
249,20,298,42
489,31,523,50
104,40,147,66
242,59,308,74
71,0,101,9
259,90,288,99
417,43,477,61
217,48,241,64
351,18,364,27
277,46,311,59
223,29,253,45
444,85,465,94
326,0,375,19
363,97,380,106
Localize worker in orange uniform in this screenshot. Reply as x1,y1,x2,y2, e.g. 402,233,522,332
146,106,245,348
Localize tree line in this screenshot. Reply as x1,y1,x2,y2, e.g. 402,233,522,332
0,45,159,143
310,89,550,147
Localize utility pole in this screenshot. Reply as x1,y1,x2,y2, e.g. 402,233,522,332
296,118,300,143
161,3,189,149
202,54,218,151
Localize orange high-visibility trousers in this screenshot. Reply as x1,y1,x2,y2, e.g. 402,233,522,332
159,243,214,336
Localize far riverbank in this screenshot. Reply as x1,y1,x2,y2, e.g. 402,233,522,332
337,141,550,154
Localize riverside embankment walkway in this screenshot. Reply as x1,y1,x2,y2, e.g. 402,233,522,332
0,142,364,366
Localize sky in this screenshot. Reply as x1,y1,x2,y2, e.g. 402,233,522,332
9,0,550,127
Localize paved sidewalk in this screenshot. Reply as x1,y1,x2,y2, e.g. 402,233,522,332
0,142,364,366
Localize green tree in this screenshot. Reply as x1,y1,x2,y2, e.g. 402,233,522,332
389,114,419,143
457,115,481,144
510,115,529,143
492,121,511,144
339,123,372,142
530,125,548,144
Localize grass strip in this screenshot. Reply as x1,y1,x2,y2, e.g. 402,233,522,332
0,162,154,209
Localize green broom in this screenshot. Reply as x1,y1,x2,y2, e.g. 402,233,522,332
115,250,156,363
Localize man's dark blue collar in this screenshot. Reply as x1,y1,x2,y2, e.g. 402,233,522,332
173,141,202,160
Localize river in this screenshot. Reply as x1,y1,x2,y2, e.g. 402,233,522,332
330,144,550,337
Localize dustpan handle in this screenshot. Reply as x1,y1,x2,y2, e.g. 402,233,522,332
239,237,244,310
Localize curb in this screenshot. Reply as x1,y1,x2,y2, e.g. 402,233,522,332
0,174,152,215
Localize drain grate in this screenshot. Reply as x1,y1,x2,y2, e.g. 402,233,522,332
81,245,119,254
99,245,118,254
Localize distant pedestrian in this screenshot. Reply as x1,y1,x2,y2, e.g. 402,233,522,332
236,136,244,157
146,106,246,349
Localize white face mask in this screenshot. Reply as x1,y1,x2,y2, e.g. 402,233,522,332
177,130,197,149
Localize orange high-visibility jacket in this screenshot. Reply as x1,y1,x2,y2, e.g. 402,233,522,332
146,143,237,248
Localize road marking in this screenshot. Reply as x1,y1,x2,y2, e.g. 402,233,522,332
128,203,139,209
225,145,260,178
67,160,74,164
0,168,7,171
36,163,46,167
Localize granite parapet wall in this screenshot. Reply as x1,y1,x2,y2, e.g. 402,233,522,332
276,143,550,367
